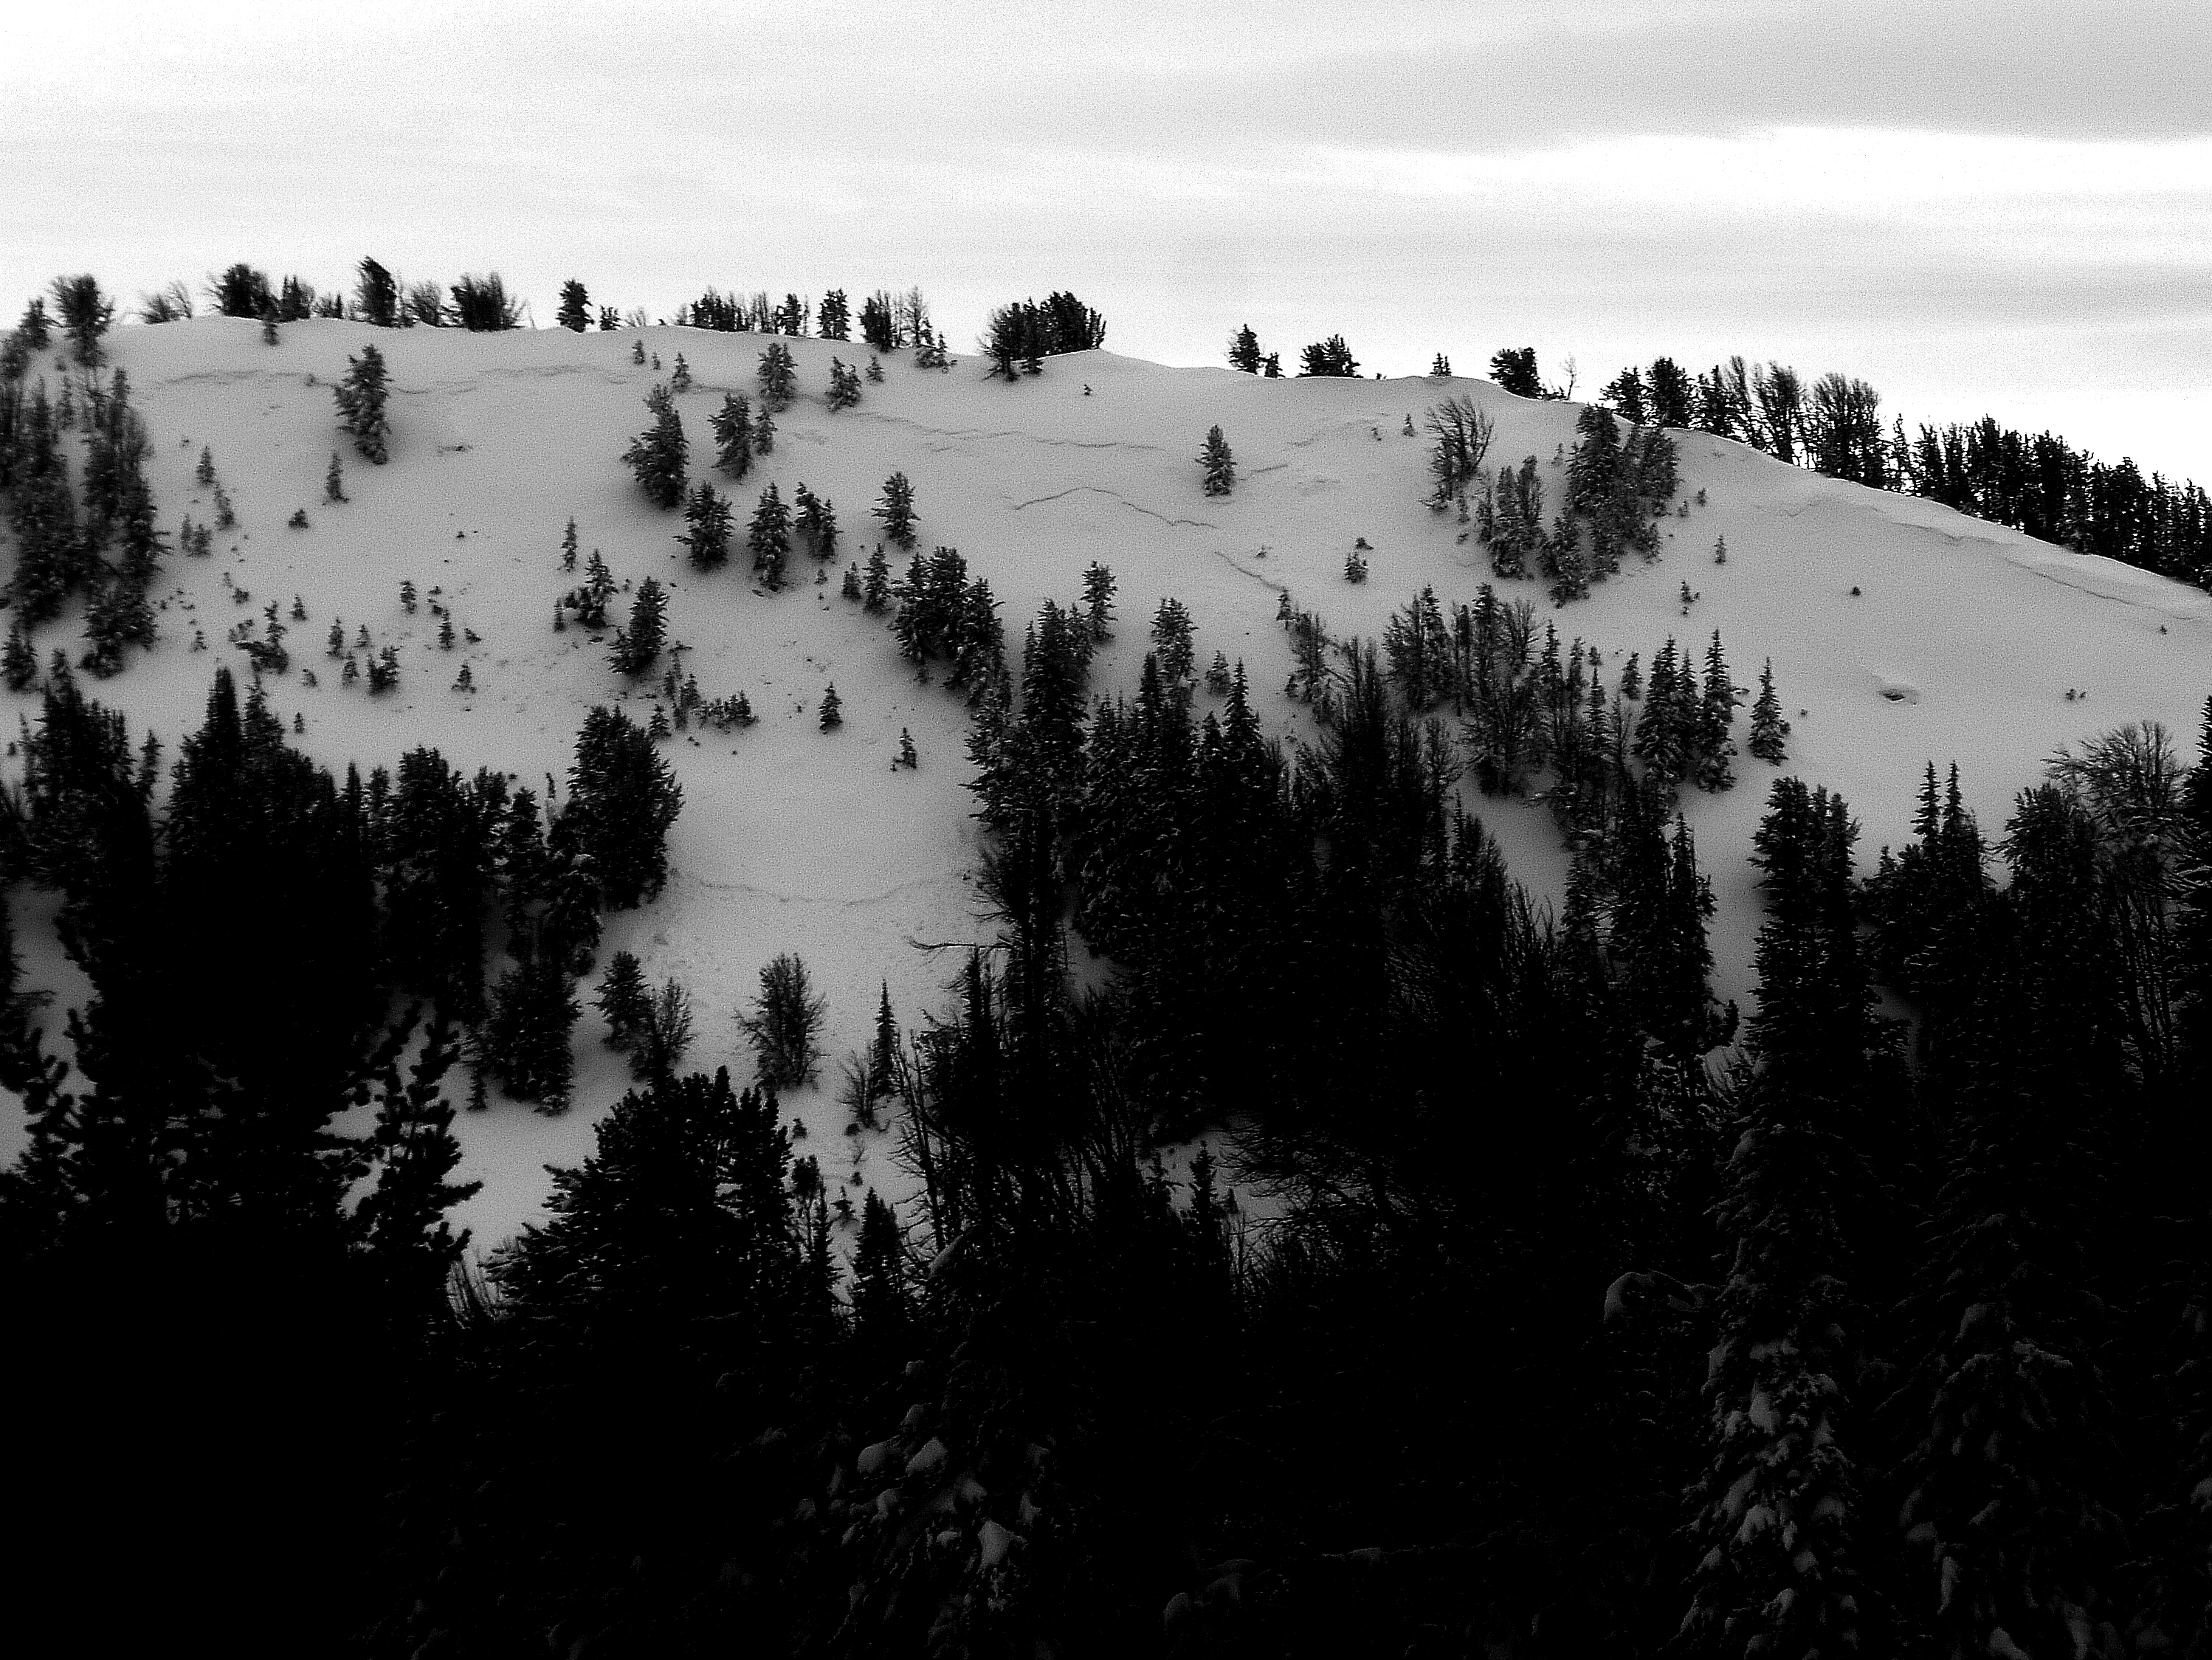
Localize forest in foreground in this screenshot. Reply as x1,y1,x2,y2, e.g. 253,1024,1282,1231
3,271,2211,1659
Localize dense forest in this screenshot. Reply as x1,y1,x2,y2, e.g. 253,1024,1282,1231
2,273,2211,1657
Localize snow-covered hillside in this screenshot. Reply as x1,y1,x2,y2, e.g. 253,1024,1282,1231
7,316,2206,1248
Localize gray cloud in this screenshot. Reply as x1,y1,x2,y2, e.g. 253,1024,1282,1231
4,0,2206,478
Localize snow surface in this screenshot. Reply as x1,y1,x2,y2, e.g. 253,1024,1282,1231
4,317,2206,1253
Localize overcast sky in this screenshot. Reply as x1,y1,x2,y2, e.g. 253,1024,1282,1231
7,0,2207,481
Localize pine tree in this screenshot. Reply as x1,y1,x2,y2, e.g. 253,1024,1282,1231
594,950,650,1051
48,274,114,365
1430,352,1451,376
1678,780,1877,1657
1298,334,1359,376
622,384,687,508
355,257,399,328
818,288,851,340
1150,598,1195,688
477,957,582,1110
669,351,692,394
863,545,892,613
1748,659,1790,762
1199,424,1236,496
1692,630,1739,791
875,471,917,548
897,729,917,768
558,705,683,909
3,617,38,692
323,452,346,504
610,577,667,675
748,483,791,588
561,517,579,570
757,342,796,410
819,683,842,730
1892,784,2130,1660
1227,324,1262,373
332,342,390,464
556,280,591,332
1081,561,1116,641
678,480,733,570
708,391,754,481
826,357,862,410
851,1188,911,1343
357,1013,483,1312
196,446,216,488
741,953,827,1087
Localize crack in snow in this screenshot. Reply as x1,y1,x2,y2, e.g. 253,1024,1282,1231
672,869,961,909
1207,547,1290,594
1007,486,1218,530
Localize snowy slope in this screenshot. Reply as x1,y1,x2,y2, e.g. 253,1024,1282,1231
5,316,2206,1250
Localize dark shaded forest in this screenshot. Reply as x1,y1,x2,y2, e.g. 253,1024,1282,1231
4,272,2212,1657
3,620,2211,1657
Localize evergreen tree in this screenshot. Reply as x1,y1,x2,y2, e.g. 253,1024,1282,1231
332,343,390,464
557,704,683,909
1298,334,1359,376
1150,598,1196,689
757,342,796,410
593,949,650,1051
477,957,581,1110
669,351,692,394
323,452,346,504
1894,784,2130,1660
748,481,792,588
741,953,827,1088
817,288,851,340
446,273,522,331
561,517,578,570
851,1188,911,1343
1692,631,1739,791
48,275,114,365
610,577,668,675
1748,659,1791,762
678,480,733,570
555,280,590,332
3,616,37,692
1199,424,1236,496
1227,324,1262,373
1489,345,1545,398
354,257,399,328
863,544,892,613
622,384,687,508
875,471,917,548
826,357,862,410
1081,561,1116,641
708,390,754,481
819,683,842,730
356,1013,481,1313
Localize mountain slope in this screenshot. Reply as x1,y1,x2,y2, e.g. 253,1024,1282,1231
7,316,2205,1248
